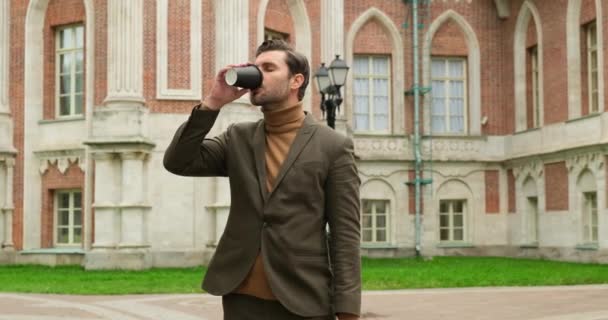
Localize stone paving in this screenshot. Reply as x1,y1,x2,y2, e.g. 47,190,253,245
1,285,608,319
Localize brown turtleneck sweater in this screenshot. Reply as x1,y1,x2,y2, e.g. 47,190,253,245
234,102,305,300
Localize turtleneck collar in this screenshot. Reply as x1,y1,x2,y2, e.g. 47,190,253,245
262,102,305,134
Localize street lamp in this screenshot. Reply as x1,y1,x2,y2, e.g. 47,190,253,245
314,55,349,129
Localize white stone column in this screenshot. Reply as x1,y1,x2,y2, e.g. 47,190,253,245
119,152,149,248
91,153,120,248
2,158,14,250
105,0,144,106
215,0,249,71
0,0,12,148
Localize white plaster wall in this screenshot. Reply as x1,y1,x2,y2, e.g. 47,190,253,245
539,210,579,247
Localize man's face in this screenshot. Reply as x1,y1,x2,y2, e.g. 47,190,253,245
250,50,292,107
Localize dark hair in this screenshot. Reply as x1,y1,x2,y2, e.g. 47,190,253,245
256,40,310,101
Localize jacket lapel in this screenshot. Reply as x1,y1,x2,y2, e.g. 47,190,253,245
252,120,269,203
267,113,317,201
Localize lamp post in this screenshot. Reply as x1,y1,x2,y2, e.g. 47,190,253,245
314,55,349,129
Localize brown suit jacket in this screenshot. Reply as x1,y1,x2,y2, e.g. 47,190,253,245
163,106,361,317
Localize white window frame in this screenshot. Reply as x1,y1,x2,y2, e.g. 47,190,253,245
353,55,392,134
361,199,390,244
586,21,599,114
582,191,598,244
439,199,466,243
430,57,468,135
55,24,84,118
529,46,540,128
54,189,83,247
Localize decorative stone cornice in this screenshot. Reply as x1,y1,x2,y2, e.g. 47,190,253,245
34,149,85,174
565,152,604,173
355,137,408,159
512,158,544,181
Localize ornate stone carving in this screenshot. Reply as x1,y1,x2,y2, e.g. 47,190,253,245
35,149,85,174
355,138,408,157
565,152,604,173
513,158,544,181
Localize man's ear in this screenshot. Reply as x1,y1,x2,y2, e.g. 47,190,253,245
290,73,305,90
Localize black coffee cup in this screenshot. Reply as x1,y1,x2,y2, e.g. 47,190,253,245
225,65,263,89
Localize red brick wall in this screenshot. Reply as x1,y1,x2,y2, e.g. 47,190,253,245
40,162,85,248
431,19,468,56
10,0,28,250
264,0,295,44
545,162,569,211
353,19,392,54
507,169,516,213
43,0,86,120
485,170,499,213
167,0,191,90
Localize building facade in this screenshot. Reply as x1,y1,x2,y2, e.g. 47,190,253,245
1,0,607,269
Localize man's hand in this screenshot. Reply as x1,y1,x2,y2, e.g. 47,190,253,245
202,63,251,110
336,313,360,320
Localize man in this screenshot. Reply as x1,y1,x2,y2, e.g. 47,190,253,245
164,40,361,320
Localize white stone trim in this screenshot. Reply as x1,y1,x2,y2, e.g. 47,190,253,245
24,0,95,250
156,0,202,100
320,0,344,66
493,0,510,18
0,0,9,113
345,7,405,135
35,149,85,174
567,0,605,119
423,9,481,136
104,0,144,104
513,1,544,132
257,0,312,112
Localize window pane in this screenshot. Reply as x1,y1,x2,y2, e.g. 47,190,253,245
448,60,463,77
75,74,83,93
450,116,464,133
74,192,82,208
60,75,71,95
74,211,82,227
432,81,445,98
591,52,598,69
592,228,598,241
75,94,84,115
59,193,70,209
60,96,71,116
74,228,82,243
453,229,464,241
354,57,368,75
440,201,448,213
375,201,386,214
377,215,386,228
453,214,463,227
373,57,388,75
362,215,372,228
431,98,445,116
450,81,464,98
453,201,463,213
431,60,444,78
374,79,388,96
355,115,369,131
363,200,373,214
59,211,70,226
76,26,84,48
440,214,449,228
60,53,72,74
432,116,445,133
450,98,464,116
376,229,386,242
363,230,372,242
58,228,69,243
374,115,389,131
75,52,84,73
60,29,73,49
354,79,369,95
440,229,449,241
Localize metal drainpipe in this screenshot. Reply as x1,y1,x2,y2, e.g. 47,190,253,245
412,0,422,257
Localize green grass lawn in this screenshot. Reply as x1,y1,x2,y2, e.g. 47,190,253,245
1,256,608,294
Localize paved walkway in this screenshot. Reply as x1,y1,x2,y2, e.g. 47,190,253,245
1,285,608,319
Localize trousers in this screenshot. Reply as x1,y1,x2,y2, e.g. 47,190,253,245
222,293,334,320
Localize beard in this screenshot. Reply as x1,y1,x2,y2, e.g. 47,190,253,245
250,81,291,108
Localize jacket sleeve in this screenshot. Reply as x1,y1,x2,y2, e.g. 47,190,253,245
325,137,362,317
163,105,230,177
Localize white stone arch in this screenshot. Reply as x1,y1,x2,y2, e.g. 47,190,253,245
513,1,544,132
423,9,481,135
257,0,312,112
566,0,605,118
23,0,94,249
345,7,405,135
435,178,475,242
360,178,397,244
